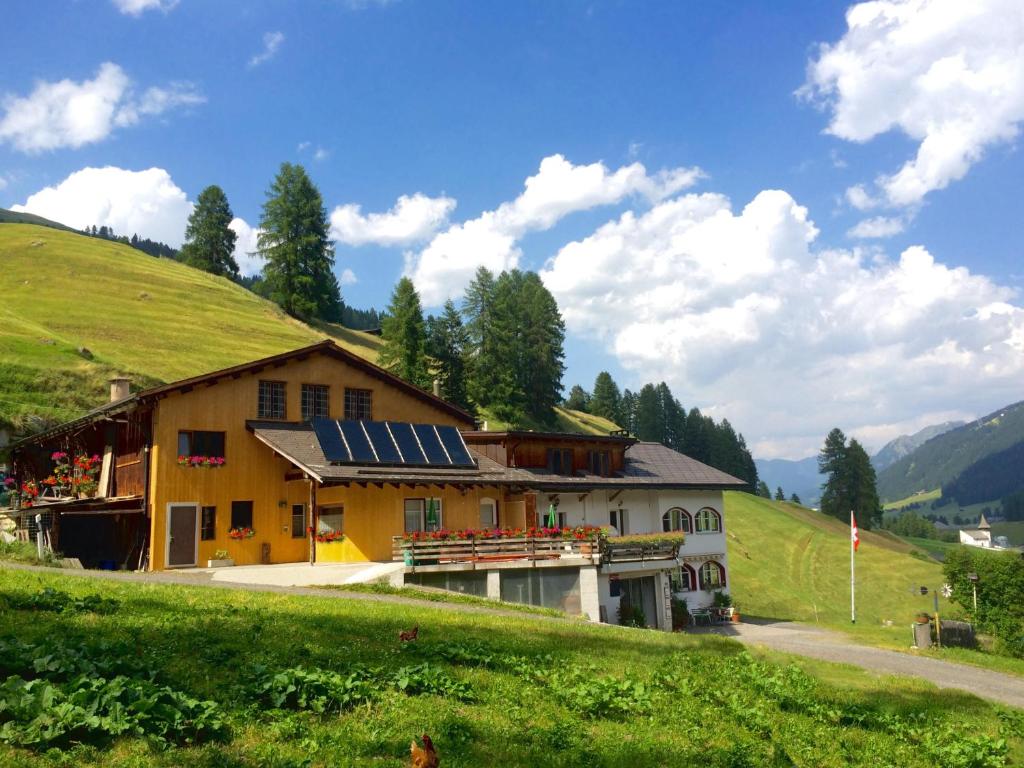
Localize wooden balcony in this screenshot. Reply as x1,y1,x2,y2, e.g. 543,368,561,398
393,535,601,573
603,539,681,564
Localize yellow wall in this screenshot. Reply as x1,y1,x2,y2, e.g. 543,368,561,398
148,351,471,569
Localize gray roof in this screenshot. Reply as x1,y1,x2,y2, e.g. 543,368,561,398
248,422,747,490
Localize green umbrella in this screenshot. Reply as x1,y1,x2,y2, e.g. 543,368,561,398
426,498,438,528
546,503,558,528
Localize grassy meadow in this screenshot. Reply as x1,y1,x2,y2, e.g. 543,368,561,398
0,566,1021,767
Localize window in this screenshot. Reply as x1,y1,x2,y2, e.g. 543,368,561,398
610,508,630,535
230,500,253,530
662,507,692,534
588,450,611,476
695,507,722,533
670,564,696,592
546,448,573,474
479,497,498,529
344,388,372,420
699,561,726,590
177,431,225,458
291,504,306,538
200,506,216,541
318,506,343,534
403,498,443,533
301,384,330,421
258,381,286,419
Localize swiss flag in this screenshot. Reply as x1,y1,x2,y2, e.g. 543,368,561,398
851,512,860,552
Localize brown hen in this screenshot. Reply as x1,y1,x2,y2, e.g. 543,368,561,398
410,733,438,768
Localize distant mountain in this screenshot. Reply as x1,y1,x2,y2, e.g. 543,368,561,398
755,456,823,504
872,421,964,472
877,401,1024,503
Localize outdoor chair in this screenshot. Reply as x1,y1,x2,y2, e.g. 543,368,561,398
690,608,713,627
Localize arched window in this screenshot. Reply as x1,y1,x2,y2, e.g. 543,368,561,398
670,564,696,592
662,507,692,534
479,497,498,529
699,560,726,590
695,507,721,533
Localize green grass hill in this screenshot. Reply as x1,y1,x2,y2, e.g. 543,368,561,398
0,207,75,231
0,223,612,438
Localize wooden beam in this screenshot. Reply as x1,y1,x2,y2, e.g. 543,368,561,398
577,493,589,502
608,490,623,502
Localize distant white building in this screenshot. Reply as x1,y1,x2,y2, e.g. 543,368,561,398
960,513,998,549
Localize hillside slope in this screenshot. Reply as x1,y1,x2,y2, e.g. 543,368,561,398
872,420,964,472
725,492,949,640
754,456,822,504
0,223,382,433
877,400,1024,503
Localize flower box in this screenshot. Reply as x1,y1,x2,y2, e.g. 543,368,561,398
228,527,255,540
207,558,235,568
178,455,226,468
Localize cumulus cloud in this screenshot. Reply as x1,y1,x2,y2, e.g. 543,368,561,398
111,0,178,15
249,31,285,68
339,268,358,286
540,188,1024,458
407,154,704,304
803,0,1024,208
11,166,193,247
330,193,456,246
847,215,906,239
0,62,203,153
228,217,264,277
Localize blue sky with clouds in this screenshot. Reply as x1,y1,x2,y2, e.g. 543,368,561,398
3,0,1023,459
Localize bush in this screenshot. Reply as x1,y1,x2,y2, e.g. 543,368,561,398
3,587,117,614
251,666,376,714
551,670,653,720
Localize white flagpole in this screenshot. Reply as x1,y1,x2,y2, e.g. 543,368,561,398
850,510,856,624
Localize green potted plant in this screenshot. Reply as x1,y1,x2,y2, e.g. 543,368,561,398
671,596,689,630
207,549,234,568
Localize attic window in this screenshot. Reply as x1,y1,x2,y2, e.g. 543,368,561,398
258,381,286,419
344,388,372,420
547,448,573,474
588,450,610,476
301,384,330,421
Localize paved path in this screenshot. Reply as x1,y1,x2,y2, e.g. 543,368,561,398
3,563,1023,708
696,620,1024,709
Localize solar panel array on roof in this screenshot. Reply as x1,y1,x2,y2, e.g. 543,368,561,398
312,419,477,468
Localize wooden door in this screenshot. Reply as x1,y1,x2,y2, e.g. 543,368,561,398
167,504,198,567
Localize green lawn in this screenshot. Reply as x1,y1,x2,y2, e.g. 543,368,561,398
884,488,941,511
724,492,1024,676
0,566,1020,767
992,521,1024,547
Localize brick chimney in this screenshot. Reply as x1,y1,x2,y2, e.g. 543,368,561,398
109,377,131,402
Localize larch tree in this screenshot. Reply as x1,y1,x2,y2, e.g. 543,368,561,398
257,163,341,321
380,277,429,388
590,372,622,423
179,185,239,278
425,299,470,410
462,266,498,408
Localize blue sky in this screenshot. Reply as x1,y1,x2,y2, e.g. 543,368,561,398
3,0,1023,459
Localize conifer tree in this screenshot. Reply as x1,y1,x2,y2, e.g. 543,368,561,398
462,267,498,408
818,427,849,520
564,385,590,412
634,384,663,443
790,493,802,505
619,389,637,435
258,163,341,321
757,480,771,498
380,277,428,388
818,428,882,527
775,486,785,501
425,299,470,409
180,185,239,278
590,372,622,423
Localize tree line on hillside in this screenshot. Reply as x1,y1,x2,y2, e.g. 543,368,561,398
939,440,1024,510
81,225,177,260
753,481,801,505
818,428,882,528
564,374,758,490
376,267,565,428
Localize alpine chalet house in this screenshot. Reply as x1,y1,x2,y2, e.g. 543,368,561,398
8,340,746,629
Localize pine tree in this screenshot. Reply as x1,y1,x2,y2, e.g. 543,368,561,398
685,408,710,464
657,382,687,452
258,163,341,321
818,428,882,527
634,384,663,443
790,493,802,505
564,385,590,412
775,486,785,501
756,480,771,498
179,185,239,278
619,389,637,435
425,299,470,409
818,427,849,520
462,267,498,408
846,439,882,528
380,277,428,388
517,272,565,423
591,372,622,423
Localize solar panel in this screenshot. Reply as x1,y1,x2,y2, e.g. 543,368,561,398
363,420,402,464
339,420,376,463
388,422,426,464
436,425,475,467
313,419,350,463
414,424,449,465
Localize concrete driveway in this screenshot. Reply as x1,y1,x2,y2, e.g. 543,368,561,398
172,560,404,587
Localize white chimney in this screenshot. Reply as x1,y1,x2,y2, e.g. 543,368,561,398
110,377,131,402
432,378,441,397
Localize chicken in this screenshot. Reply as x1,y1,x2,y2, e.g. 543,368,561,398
399,625,419,642
410,733,439,768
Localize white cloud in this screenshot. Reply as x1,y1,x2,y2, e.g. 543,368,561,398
0,63,203,153
803,0,1024,207
847,215,905,239
297,141,311,152
339,268,358,286
844,184,880,211
0,175,7,191
111,0,178,15
228,217,264,277
11,166,193,247
249,31,285,68
330,193,456,246
407,154,704,304
541,187,1024,459
313,147,329,162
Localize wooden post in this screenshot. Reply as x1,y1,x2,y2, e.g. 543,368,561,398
308,477,317,565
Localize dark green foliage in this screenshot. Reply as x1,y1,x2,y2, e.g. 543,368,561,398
257,163,342,322
564,384,590,412
618,389,637,435
340,305,383,331
462,266,499,408
379,277,428,387
819,429,882,528
942,440,1024,507
756,481,771,498
179,185,239,278
83,224,178,259
883,512,939,539
790,493,801,505
549,670,653,720
590,372,621,422
1003,490,1024,522
2,587,117,614
944,548,1024,658
774,487,785,501
425,300,470,409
